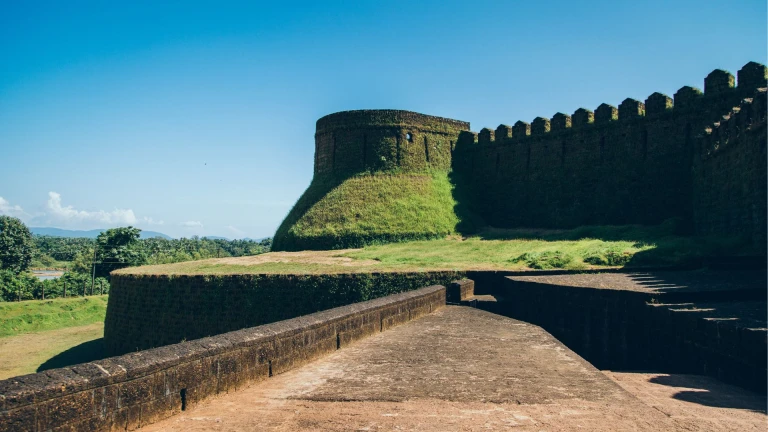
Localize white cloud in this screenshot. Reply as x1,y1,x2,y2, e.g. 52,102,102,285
0,197,25,218
141,216,164,225
181,221,203,228
47,192,138,225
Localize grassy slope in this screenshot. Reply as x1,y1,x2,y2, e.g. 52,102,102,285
0,296,108,338
118,224,751,275
273,172,461,251
0,323,103,380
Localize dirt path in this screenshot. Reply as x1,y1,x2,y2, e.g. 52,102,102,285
0,322,103,380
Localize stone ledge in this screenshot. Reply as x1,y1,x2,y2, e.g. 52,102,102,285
0,285,446,432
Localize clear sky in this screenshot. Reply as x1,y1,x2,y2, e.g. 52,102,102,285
1,0,765,239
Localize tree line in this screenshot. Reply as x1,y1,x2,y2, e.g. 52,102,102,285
0,216,271,302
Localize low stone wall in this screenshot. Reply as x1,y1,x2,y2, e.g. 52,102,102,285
481,275,766,393
0,285,446,432
447,279,474,302
105,271,462,355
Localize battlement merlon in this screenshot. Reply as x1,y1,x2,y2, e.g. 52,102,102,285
459,61,766,146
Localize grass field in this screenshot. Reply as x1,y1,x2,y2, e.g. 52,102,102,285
0,296,109,338
118,224,751,275
0,322,104,380
0,296,109,379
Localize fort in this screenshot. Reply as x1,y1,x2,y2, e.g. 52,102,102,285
1,62,766,431
275,61,767,252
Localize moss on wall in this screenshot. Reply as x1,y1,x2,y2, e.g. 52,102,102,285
104,271,462,355
274,109,470,251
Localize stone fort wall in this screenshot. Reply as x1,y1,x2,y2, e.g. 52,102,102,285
451,62,766,240
694,87,767,250
0,286,446,432
314,110,469,177
104,271,462,355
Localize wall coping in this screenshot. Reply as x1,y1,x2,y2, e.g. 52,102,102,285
0,285,446,432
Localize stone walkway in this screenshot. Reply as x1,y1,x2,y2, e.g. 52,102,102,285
143,307,766,431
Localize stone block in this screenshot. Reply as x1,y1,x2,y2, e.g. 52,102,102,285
447,279,475,302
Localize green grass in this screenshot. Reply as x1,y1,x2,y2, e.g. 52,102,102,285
118,223,754,276
273,171,463,251
0,296,108,338
0,323,104,380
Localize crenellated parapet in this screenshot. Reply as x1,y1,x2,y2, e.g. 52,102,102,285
278,61,766,252
455,61,766,149
694,87,767,251
699,87,767,158
451,61,767,232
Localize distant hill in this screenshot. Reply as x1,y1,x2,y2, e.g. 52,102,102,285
30,227,172,240
243,237,268,242
202,236,230,241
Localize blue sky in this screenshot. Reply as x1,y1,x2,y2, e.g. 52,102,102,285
1,0,765,239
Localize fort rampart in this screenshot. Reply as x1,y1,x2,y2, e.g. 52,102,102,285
479,272,767,394
274,61,767,252
104,271,462,355
452,62,767,238
0,285,446,432
694,88,767,249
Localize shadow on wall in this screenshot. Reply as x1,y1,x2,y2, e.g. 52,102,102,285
648,374,767,412
448,170,485,235
37,338,106,373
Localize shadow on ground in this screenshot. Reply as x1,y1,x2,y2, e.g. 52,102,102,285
37,338,106,373
648,374,767,413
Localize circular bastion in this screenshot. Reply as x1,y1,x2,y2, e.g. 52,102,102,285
313,109,469,177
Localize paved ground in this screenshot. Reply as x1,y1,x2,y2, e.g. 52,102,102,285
143,307,766,431
605,371,766,432
506,270,766,296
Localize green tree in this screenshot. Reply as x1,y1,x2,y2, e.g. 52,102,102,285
71,246,95,274
0,216,34,274
95,227,146,278
0,269,37,301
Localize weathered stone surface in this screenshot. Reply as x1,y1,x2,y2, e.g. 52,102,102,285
447,279,474,302
138,307,768,432
451,64,766,245
0,285,446,432
487,271,767,393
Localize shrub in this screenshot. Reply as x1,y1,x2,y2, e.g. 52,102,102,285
512,251,574,269
583,250,633,266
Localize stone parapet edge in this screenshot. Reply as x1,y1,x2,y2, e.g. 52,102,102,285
0,285,446,432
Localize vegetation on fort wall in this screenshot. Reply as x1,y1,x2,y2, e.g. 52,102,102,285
273,171,463,251
105,271,461,354
0,296,108,338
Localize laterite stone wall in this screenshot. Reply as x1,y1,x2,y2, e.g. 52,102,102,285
694,88,767,252
104,271,462,355
314,109,469,178
453,62,767,231
0,286,446,432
